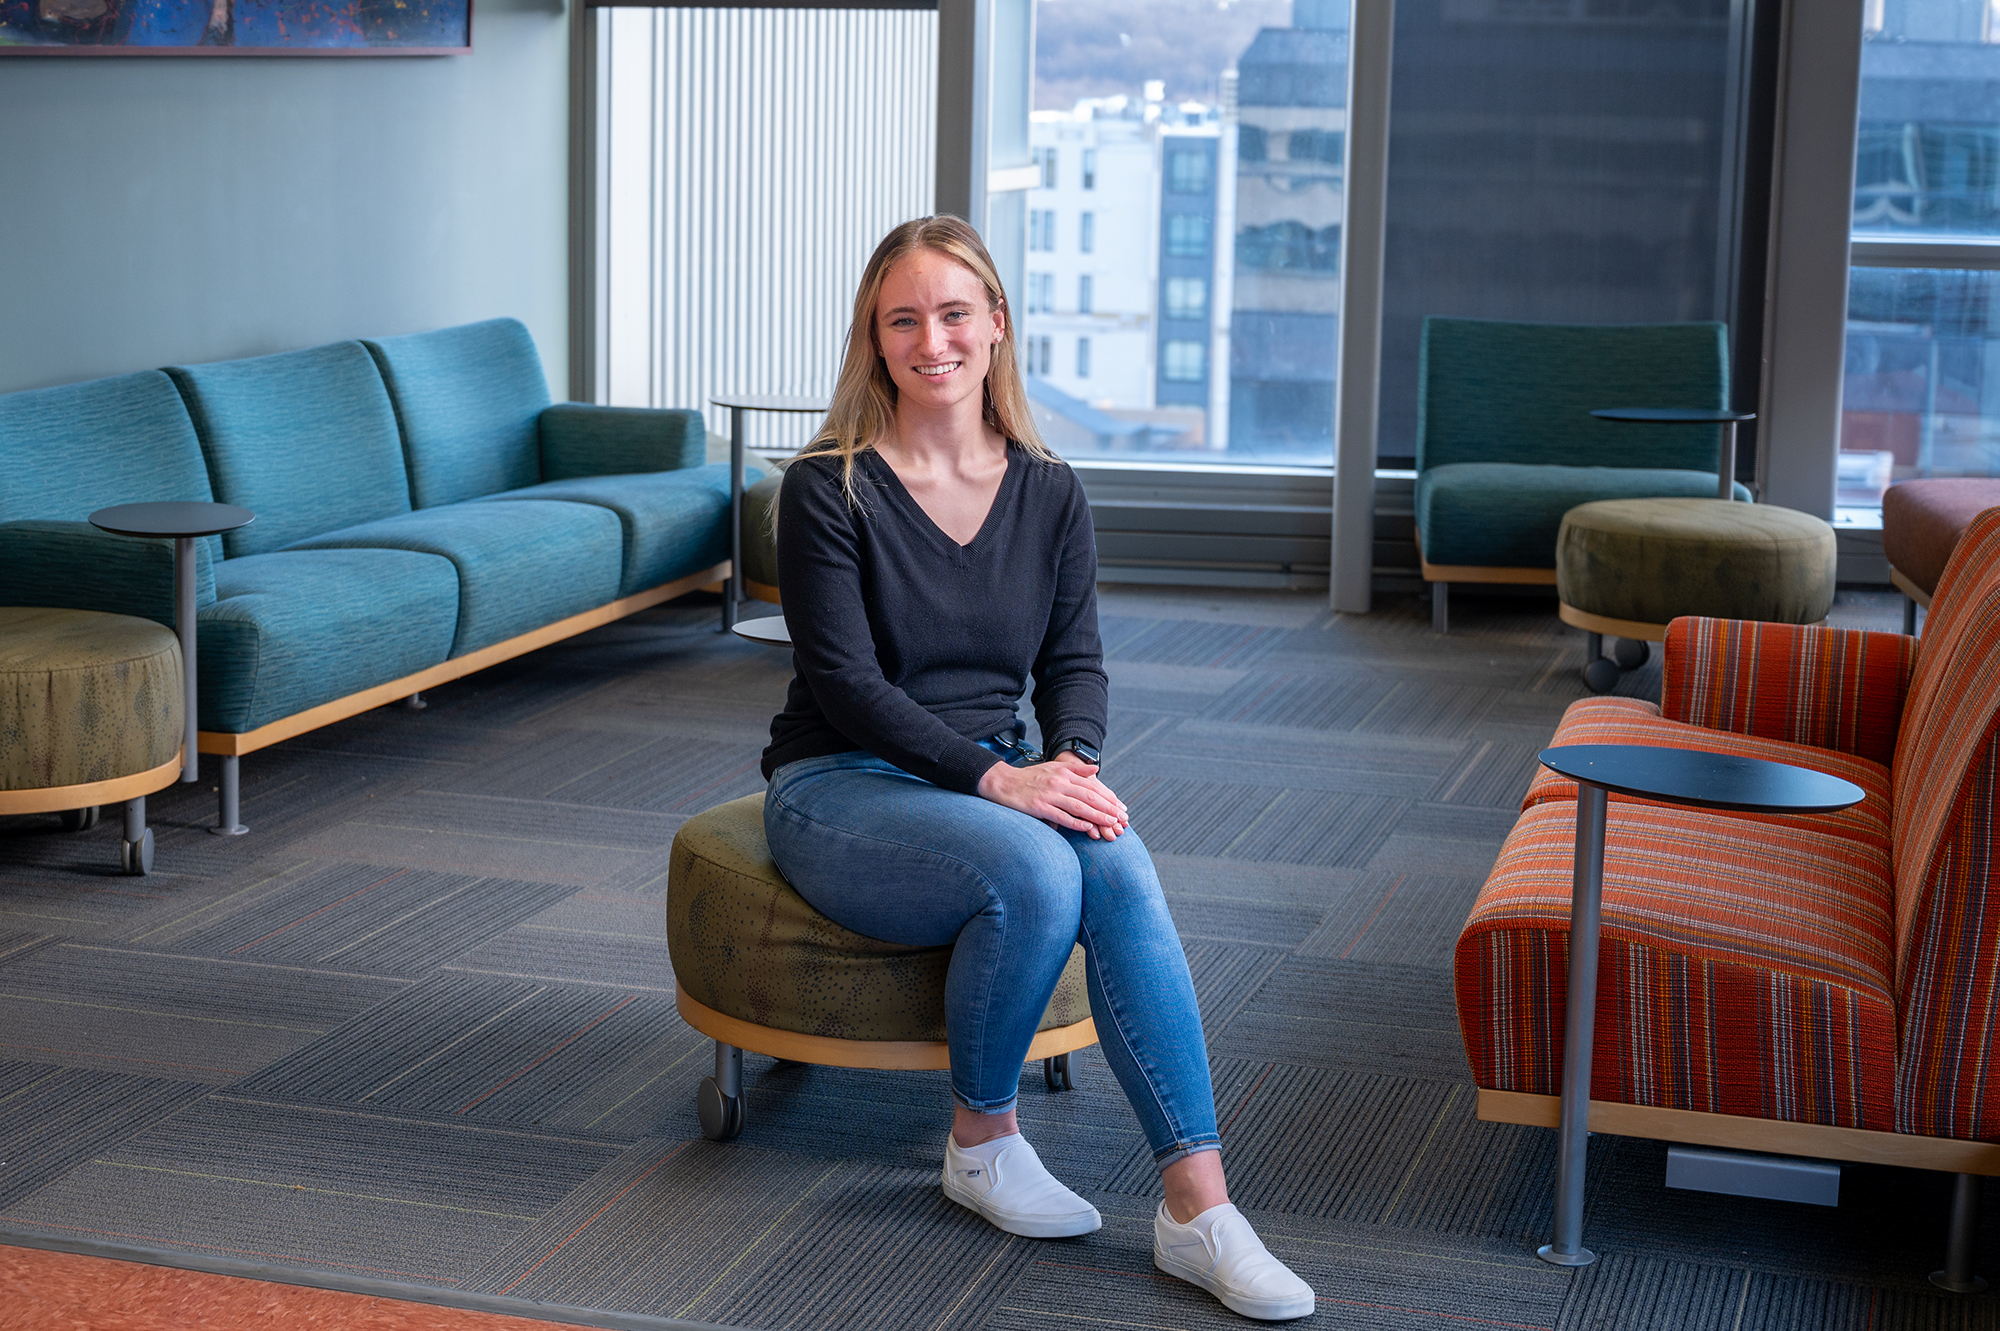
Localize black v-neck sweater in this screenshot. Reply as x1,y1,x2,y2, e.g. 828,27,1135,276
760,444,1109,794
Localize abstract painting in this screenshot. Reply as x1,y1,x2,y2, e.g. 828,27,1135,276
0,0,469,52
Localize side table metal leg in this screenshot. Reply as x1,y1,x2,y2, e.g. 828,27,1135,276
1932,1173,1989,1293
1718,420,1738,502
724,406,744,633
211,754,249,836
1904,595,1919,637
1540,781,1608,1267
176,536,198,784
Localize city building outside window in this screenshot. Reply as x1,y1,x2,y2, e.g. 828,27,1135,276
1080,211,1095,253
1163,340,1206,382
1077,336,1091,378
1165,213,1209,259
1165,276,1208,319
1168,148,1211,194
1842,0,2000,509
1034,145,1058,189
1082,147,1097,189
1079,273,1093,313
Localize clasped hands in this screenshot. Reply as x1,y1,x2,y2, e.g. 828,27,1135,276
977,749,1129,839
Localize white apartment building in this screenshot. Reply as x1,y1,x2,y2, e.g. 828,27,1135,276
1021,97,1162,411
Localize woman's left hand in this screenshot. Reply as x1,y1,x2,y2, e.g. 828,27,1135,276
1047,749,1129,839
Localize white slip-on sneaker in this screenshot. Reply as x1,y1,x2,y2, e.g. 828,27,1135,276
941,1132,1102,1238
1154,1201,1316,1320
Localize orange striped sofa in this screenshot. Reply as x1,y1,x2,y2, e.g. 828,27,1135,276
1455,507,2000,1244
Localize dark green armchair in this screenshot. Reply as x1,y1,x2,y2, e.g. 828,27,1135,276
1416,318,1750,632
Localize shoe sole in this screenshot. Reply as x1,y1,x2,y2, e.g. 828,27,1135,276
1154,1243,1316,1320
941,1176,1101,1238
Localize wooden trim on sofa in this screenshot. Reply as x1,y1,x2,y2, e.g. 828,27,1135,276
1477,1088,2000,1175
1413,536,1559,587
1891,565,1934,610
198,561,730,758
674,986,1099,1072
745,577,781,605
0,751,184,816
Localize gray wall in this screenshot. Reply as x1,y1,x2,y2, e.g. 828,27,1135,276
0,0,570,398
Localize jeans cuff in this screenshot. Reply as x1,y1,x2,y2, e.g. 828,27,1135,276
1152,1138,1222,1170
954,1089,1019,1116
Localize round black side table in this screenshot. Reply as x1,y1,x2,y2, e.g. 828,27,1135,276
1589,407,1756,502
710,395,827,632
89,501,255,833
1529,743,1863,1268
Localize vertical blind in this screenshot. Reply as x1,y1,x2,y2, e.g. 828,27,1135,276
600,6,938,451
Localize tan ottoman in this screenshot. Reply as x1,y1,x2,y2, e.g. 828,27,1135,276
1882,479,2000,633
1556,498,1837,692
0,607,184,873
740,471,782,604
667,792,1098,1140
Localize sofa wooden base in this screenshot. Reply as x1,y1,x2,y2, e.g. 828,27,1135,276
674,985,1098,1072
1478,1088,2000,1176
745,578,781,605
1558,602,1669,643
1418,558,1559,586
1891,565,1934,610
0,751,184,816
198,561,730,758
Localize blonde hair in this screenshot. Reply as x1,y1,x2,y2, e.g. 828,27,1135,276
796,215,1059,503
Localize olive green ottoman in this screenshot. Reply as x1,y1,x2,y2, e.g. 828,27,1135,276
667,792,1098,1140
0,606,184,873
1557,498,1837,692
741,471,782,604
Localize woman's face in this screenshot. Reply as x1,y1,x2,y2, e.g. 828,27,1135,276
873,247,1006,415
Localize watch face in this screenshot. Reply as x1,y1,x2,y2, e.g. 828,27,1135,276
1065,740,1100,763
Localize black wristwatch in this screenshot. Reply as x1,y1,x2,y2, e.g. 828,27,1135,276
1052,738,1101,764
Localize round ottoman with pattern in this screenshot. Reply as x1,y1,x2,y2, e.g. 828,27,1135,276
0,606,184,873
740,471,783,604
667,792,1098,1140
1557,498,1837,693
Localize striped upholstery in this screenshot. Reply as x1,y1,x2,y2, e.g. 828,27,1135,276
1889,508,2000,1138
1456,800,1897,1128
1456,506,2000,1145
1521,697,1892,848
1661,617,1916,767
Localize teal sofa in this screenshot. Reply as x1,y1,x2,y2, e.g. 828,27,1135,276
1415,317,1751,632
1,318,748,831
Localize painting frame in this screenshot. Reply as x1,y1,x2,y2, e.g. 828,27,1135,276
0,0,471,54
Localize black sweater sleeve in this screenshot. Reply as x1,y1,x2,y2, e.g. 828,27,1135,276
1030,471,1109,752
775,459,1005,794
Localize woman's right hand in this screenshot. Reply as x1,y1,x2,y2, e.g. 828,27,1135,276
977,758,1130,839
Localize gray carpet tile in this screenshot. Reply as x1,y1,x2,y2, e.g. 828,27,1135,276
1212,957,1473,1083
1553,1253,1753,1330
1295,870,1487,971
1365,801,1526,876
434,730,769,814
288,790,681,886
0,941,404,1083
445,889,674,992
1120,775,1406,867
1426,735,1549,807
1198,670,1508,740
154,860,576,976
0,1061,208,1211
1101,617,1287,671
233,972,690,1135
1133,720,1459,799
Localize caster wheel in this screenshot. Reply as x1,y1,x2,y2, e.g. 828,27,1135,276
1612,638,1650,670
58,807,101,833
1582,657,1622,695
1044,1053,1073,1093
697,1076,744,1141
119,828,153,876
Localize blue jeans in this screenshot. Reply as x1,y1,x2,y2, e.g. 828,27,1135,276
764,741,1221,1167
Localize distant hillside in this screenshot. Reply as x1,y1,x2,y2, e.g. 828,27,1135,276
1035,0,1291,111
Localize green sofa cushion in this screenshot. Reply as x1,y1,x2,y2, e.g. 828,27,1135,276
198,549,459,734
1556,498,1838,627
667,793,1091,1043
477,463,749,597
1417,462,1752,569
0,607,182,791
539,403,707,480
283,500,621,657
365,319,550,509
0,520,214,627
0,370,221,565
168,343,412,559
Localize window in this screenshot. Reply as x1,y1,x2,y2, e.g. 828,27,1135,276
1165,213,1210,259
1025,271,1056,313
1024,335,1052,376
1028,209,1058,252
1285,128,1343,166
1842,0,2000,505
1079,211,1095,254
1165,277,1208,320
1167,148,1211,194
1235,222,1341,272
1033,145,1058,189
1082,148,1096,190
1238,124,1267,163
1163,340,1206,382
1078,274,1093,314
1038,336,1052,375
1076,336,1091,378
